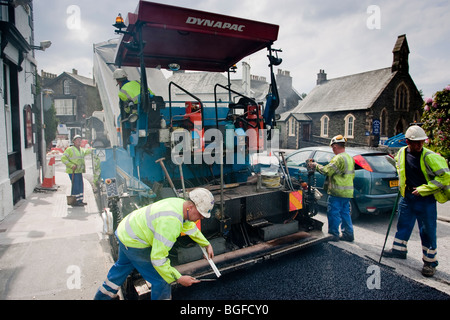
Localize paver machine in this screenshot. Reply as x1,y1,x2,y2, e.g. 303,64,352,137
93,0,330,299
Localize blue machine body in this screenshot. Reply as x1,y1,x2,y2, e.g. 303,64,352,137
99,99,253,202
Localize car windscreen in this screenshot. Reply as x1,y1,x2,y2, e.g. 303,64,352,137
361,154,397,173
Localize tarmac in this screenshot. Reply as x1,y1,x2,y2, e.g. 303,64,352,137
0,156,114,300
0,154,449,300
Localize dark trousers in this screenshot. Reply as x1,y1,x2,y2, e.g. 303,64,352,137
69,173,84,203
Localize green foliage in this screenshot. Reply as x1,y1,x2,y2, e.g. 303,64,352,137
44,104,59,147
421,86,450,159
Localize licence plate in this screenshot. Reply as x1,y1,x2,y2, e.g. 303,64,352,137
390,180,399,188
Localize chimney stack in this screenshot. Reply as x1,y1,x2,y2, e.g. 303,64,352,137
317,69,327,85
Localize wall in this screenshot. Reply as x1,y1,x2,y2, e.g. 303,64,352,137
0,4,40,220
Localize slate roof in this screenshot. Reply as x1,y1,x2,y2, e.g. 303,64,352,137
290,67,395,114
168,72,229,95
44,71,96,88
168,71,270,101
67,72,96,87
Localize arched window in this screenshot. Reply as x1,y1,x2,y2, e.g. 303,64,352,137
288,116,296,136
395,83,409,111
344,114,355,138
320,115,329,137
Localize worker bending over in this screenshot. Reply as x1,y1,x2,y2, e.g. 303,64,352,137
94,188,215,300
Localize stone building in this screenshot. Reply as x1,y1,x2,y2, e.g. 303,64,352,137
41,69,102,139
1,1,41,219
280,34,423,149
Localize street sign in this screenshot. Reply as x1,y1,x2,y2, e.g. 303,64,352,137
372,119,380,136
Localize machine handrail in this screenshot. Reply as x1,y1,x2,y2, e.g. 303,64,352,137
168,81,205,129
214,83,262,131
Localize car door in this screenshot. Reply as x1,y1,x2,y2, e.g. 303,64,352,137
286,150,314,182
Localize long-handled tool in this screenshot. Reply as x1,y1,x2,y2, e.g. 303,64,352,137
280,151,294,190
155,157,178,197
178,163,187,199
275,151,293,190
200,245,221,278
379,191,401,264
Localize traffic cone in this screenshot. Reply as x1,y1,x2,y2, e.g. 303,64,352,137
41,156,56,188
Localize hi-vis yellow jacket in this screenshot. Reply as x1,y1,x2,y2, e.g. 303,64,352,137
117,198,210,284
118,80,155,112
395,146,450,203
61,146,92,174
316,152,355,198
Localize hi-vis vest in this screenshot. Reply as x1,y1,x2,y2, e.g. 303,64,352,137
61,146,92,174
316,152,355,198
117,198,210,284
395,146,450,203
118,80,155,112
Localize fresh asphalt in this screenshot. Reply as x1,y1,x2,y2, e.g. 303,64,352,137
1,154,449,300
174,202,450,300
173,242,449,300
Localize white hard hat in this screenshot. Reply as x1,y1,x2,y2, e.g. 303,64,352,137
72,135,82,142
405,125,428,141
189,188,214,218
330,135,347,146
113,68,128,80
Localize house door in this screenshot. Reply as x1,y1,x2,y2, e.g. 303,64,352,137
302,123,311,142
4,62,25,204
395,117,405,135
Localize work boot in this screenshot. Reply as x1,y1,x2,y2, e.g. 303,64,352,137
329,234,340,242
340,234,354,242
421,264,436,277
72,202,87,207
382,249,407,259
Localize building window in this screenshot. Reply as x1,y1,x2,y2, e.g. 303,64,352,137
288,117,296,136
320,115,329,137
55,98,76,116
395,83,409,111
344,114,355,139
63,80,70,95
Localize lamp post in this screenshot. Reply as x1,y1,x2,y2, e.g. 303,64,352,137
33,39,52,183
40,88,54,183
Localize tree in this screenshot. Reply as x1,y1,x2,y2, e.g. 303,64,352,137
421,86,450,160
44,104,58,148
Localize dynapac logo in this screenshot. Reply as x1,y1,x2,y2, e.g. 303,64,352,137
186,17,245,32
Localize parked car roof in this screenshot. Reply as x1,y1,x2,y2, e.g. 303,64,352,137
287,146,390,156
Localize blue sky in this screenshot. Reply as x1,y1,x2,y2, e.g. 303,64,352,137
33,0,450,99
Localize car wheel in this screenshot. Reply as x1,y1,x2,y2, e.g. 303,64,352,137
350,200,360,221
